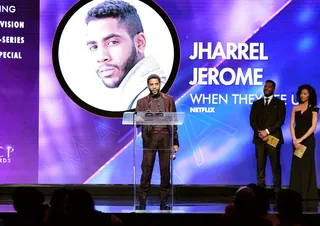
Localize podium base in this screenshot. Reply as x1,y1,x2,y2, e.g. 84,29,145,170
135,204,146,210
135,204,172,211
160,204,172,210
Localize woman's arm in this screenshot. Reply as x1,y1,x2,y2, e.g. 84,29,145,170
290,106,297,142
296,109,318,143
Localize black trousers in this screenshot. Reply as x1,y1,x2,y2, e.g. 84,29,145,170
255,141,282,193
139,132,171,204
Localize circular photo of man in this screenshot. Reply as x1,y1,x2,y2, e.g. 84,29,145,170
53,0,180,117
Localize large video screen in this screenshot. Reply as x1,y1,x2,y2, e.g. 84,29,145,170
1,0,320,186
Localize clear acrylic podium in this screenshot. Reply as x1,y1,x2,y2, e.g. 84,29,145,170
122,111,185,212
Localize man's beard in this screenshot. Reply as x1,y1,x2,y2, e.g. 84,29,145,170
149,88,160,98
99,45,138,88
264,91,274,97
123,45,138,79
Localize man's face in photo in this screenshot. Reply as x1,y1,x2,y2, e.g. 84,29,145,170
86,18,139,88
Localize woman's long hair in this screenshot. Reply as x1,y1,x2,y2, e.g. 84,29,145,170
296,84,317,107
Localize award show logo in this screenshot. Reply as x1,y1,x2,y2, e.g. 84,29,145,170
0,145,14,164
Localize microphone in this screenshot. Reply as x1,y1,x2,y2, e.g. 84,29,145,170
145,98,154,117
155,102,163,117
157,102,162,112
147,98,153,112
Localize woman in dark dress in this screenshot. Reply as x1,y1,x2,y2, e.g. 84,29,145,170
289,84,319,211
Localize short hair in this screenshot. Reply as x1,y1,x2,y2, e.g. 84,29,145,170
265,80,276,88
85,0,144,39
66,189,95,214
278,189,302,218
147,74,161,84
296,84,317,107
234,188,256,216
247,183,270,215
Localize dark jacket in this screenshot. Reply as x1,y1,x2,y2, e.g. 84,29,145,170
250,96,286,144
136,92,179,146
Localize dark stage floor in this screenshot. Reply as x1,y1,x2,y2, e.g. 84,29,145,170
0,194,320,214
1,185,320,226
0,184,320,214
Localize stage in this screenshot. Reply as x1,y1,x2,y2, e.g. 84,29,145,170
1,185,320,225
0,184,234,212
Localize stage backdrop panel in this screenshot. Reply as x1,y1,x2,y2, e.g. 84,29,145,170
0,0,39,183
39,0,320,186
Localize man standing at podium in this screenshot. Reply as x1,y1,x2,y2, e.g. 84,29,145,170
135,74,179,210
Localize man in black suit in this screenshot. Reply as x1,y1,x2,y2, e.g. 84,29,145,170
250,80,286,199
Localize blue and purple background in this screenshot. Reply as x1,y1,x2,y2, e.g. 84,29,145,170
0,0,39,183
1,0,320,186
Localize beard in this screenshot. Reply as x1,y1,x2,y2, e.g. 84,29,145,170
149,88,160,98
264,91,274,97
98,45,138,88
123,45,138,79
